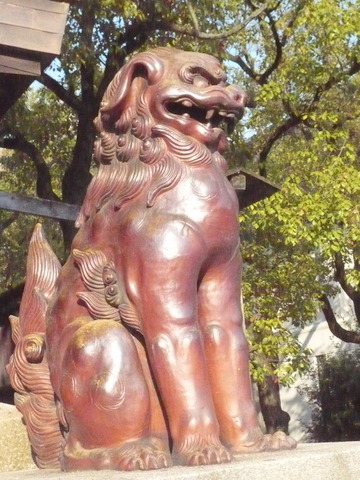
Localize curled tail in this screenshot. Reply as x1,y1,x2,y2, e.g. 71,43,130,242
7,224,64,468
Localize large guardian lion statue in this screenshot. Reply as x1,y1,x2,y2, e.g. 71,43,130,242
8,47,296,471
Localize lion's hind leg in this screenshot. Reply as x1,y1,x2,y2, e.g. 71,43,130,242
59,320,171,470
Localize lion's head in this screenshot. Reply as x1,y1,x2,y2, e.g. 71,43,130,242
76,48,245,227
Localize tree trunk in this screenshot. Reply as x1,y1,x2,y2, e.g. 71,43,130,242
257,375,290,434
61,111,96,251
321,294,360,344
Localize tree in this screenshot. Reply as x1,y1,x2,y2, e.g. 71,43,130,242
231,0,360,430
300,351,360,442
237,0,360,344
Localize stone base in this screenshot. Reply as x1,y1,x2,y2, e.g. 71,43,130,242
0,403,36,472
2,442,360,480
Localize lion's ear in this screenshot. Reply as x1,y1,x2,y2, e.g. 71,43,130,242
100,52,164,116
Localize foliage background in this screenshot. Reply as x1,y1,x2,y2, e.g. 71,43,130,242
299,351,360,441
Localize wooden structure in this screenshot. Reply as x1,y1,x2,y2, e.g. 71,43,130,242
0,0,69,116
0,190,80,221
228,167,278,210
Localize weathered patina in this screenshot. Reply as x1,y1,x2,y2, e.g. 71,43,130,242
7,47,296,471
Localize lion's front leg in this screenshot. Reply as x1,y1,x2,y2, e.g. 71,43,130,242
131,219,231,466
146,318,230,466
198,249,297,454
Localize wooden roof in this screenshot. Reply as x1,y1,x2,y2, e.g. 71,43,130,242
228,167,279,209
0,0,69,116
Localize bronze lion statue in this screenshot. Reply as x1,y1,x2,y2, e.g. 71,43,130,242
8,47,296,471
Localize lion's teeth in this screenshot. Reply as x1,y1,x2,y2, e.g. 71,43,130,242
219,110,227,117
205,109,215,120
183,113,190,118
182,100,193,107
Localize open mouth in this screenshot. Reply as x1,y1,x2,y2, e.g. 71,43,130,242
165,99,238,135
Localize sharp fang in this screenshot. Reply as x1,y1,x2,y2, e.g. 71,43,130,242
219,110,227,117
182,100,193,107
205,109,215,120
183,113,190,118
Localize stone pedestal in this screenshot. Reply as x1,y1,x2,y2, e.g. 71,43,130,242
1,442,360,480
0,403,36,472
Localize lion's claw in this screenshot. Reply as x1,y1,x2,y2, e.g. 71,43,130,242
174,436,232,466
231,428,297,455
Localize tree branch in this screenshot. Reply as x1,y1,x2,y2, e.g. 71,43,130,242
334,253,354,299
227,51,260,82
258,10,282,84
0,213,18,236
282,0,310,46
257,57,360,173
241,0,282,84
0,131,60,202
78,2,97,108
321,294,360,344
258,116,300,177
333,253,360,323
185,0,200,36
39,73,82,112
309,58,360,111
157,2,270,40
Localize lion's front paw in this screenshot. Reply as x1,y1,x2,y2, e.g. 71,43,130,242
110,441,172,470
231,428,297,454
174,435,232,466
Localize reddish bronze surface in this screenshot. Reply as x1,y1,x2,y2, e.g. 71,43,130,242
8,48,296,471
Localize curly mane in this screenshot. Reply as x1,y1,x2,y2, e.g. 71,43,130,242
76,48,227,227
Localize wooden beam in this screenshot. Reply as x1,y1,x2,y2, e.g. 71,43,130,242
0,191,80,221
11,0,70,15
0,1,68,34
0,55,40,75
0,1,69,55
0,25,65,56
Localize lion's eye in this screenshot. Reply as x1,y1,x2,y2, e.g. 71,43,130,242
193,75,210,88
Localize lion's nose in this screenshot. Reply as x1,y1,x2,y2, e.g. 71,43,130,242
226,85,246,108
